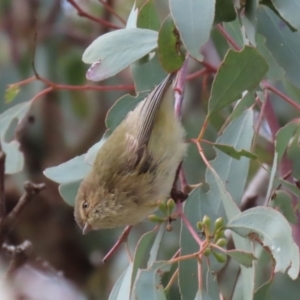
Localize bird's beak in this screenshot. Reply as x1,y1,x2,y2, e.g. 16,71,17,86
82,223,92,235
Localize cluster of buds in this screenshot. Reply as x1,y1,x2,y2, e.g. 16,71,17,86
197,215,228,263
148,199,176,231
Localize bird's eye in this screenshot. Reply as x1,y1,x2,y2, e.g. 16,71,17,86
82,201,88,209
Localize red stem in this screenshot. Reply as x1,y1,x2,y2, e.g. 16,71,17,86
263,81,300,112
216,24,240,51
177,201,204,248
67,0,121,29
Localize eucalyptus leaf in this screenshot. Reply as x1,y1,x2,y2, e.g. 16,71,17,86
0,102,31,174
58,180,81,207
257,6,300,89
131,54,167,92
271,0,300,32
106,92,148,131
227,207,300,279
241,0,259,46
194,290,213,300
214,0,236,23
43,155,90,184
133,261,171,300
223,19,244,49
137,0,160,30
108,265,133,300
256,34,285,80
170,0,215,61
208,46,268,117
109,263,133,300
130,228,158,296
83,28,158,81
158,15,185,72
148,225,165,267
266,122,298,201
270,191,297,224
225,250,257,268
213,143,257,160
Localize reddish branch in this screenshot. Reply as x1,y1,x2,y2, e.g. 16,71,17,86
102,225,132,263
67,0,121,29
216,24,240,51
263,81,300,112
9,74,135,104
98,0,126,25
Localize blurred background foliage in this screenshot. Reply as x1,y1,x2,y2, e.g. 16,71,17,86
0,0,300,299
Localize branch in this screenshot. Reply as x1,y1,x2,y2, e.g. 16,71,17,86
263,81,300,112
98,0,126,25
3,240,32,279
67,0,121,29
216,24,240,51
0,182,45,243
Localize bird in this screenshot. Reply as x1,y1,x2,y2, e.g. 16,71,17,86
74,73,186,234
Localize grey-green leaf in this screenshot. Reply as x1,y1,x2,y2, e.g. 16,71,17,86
106,92,148,131
208,46,268,116
43,155,90,184
270,191,297,224
227,207,300,279
170,0,215,61
0,102,31,174
83,28,158,81
271,0,300,32
133,261,171,300
58,180,81,207
213,143,257,160
257,6,300,89
225,250,257,268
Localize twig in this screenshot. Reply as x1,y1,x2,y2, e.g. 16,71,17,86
216,24,240,51
0,182,45,243
186,68,208,81
263,81,300,112
98,0,126,25
5,182,45,226
0,147,6,220
164,268,179,292
176,201,204,248
200,61,218,73
28,84,134,104
67,0,121,29
3,240,32,279
102,225,132,263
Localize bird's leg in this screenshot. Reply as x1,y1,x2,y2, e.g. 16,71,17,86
170,162,188,203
